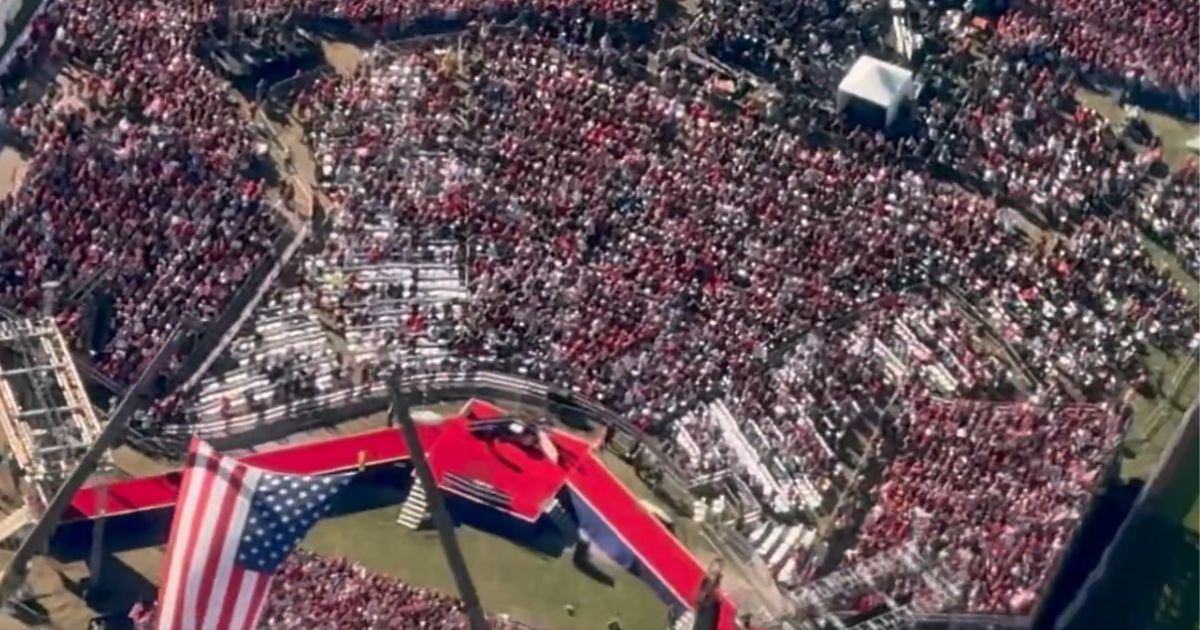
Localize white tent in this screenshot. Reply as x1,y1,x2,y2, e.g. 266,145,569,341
836,55,915,127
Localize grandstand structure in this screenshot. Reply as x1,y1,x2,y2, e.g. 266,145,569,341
0,318,105,509
0,0,1192,623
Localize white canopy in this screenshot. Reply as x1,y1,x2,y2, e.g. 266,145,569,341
837,55,914,126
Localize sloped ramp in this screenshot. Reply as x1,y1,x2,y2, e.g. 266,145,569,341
566,454,742,629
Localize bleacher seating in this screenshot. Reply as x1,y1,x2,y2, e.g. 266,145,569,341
169,289,346,436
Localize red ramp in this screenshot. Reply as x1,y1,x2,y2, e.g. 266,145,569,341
66,423,441,521
566,453,742,629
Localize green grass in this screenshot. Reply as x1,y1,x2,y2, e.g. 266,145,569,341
296,450,743,629
1121,347,1198,482
301,505,668,629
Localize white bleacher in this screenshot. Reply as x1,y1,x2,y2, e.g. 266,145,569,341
675,397,826,520
777,556,799,584
708,400,784,498
769,525,805,568
673,410,707,470
319,240,467,372
751,521,813,576
171,289,346,436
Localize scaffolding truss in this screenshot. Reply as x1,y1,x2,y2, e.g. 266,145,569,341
791,540,963,630
0,318,104,508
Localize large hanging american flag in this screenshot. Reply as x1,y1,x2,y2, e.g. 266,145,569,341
155,438,353,630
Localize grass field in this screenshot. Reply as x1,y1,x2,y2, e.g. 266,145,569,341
302,505,670,630
297,449,702,630
297,445,762,629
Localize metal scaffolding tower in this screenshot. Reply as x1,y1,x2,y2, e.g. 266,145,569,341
0,318,107,509
0,326,183,603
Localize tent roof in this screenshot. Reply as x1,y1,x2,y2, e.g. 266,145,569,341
838,55,913,109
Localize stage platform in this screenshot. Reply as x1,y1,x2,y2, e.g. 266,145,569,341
67,400,589,523
63,400,746,627
423,405,594,521
567,450,742,630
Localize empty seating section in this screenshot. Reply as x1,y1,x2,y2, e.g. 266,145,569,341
748,520,818,590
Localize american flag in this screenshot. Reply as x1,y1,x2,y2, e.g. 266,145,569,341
155,439,353,630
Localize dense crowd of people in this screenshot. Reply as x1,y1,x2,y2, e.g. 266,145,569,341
0,0,280,382
911,49,1143,227
234,0,656,26
853,398,1127,613
0,0,1194,621
995,0,1199,100
262,550,527,628
1139,160,1200,276
687,0,878,94
287,30,1195,612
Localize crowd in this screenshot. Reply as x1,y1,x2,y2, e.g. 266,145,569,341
1138,160,1200,276
233,0,656,27
262,550,527,628
903,44,1146,228
286,30,1194,611
0,0,1192,619
687,0,878,96
995,0,1199,101
853,397,1127,613
0,0,280,382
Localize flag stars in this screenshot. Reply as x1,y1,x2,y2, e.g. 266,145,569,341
235,472,351,573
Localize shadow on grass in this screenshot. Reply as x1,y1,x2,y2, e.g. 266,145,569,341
81,553,158,629
572,543,617,588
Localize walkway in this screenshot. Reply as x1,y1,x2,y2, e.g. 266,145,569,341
567,453,742,629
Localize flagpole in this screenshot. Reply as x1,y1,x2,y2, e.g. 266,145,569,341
389,378,489,630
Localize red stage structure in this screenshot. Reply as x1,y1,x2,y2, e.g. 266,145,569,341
63,401,745,629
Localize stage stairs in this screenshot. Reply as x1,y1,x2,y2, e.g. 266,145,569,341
395,477,430,530
672,610,696,630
